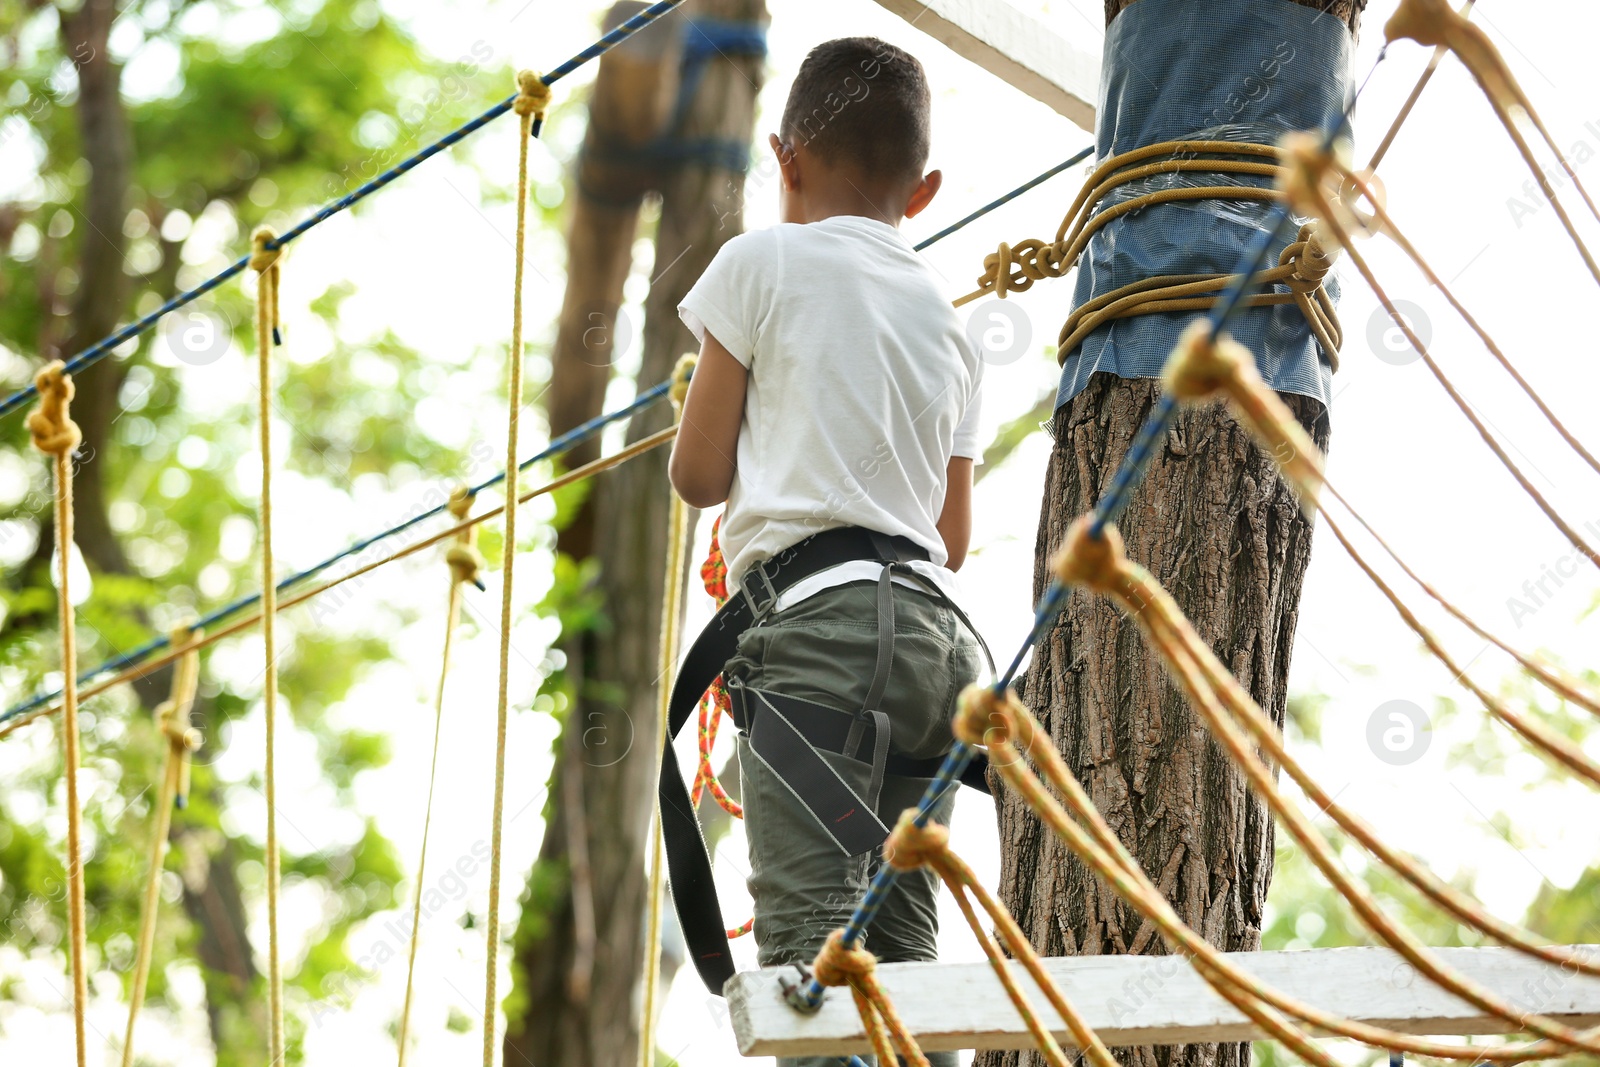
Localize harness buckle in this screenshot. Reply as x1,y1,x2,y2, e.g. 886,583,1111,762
740,558,781,619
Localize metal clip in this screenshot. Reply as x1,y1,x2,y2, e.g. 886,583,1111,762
740,558,781,620
779,962,822,1014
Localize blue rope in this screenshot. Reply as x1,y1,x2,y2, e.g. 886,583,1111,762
914,145,1094,252
796,47,1389,1015
0,380,673,729
0,0,689,422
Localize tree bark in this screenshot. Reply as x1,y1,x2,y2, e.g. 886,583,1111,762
56,0,133,579
983,4,1358,1067
502,3,765,1064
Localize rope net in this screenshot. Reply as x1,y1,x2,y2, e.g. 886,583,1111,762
11,0,1600,1063
786,1,1600,1061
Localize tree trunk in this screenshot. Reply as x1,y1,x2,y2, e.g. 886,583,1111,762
982,4,1359,1067
502,3,765,1064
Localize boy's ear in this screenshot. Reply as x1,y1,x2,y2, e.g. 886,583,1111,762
768,133,800,191
903,168,942,219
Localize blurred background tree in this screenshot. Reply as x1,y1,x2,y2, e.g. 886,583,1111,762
0,0,549,1060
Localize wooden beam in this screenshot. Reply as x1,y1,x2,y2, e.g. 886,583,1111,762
728,945,1600,1056
869,0,1098,132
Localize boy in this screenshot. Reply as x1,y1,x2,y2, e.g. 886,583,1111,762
664,37,986,1066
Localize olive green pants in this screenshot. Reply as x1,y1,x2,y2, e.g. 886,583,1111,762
726,580,983,1067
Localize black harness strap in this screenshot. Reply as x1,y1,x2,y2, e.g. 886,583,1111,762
660,528,994,995
743,687,890,856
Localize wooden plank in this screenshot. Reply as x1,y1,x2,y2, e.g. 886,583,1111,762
869,0,1099,132
728,944,1600,1056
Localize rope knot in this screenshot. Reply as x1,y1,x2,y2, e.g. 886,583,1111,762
1384,0,1454,48
159,623,204,809
251,227,283,346
977,238,1072,301
670,354,695,410
27,360,82,457
1049,515,1127,593
447,543,487,590
1162,318,1249,402
1279,223,1338,293
952,683,1009,749
884,811,949,871
445,487,485,590
249,227,282,273
1277,130,1338,223
811,929,879,988
513,70,552,119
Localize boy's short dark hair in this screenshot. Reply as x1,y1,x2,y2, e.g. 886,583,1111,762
779,37,930,183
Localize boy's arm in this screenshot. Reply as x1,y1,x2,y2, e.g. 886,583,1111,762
669,332,748,508
937,456,973,572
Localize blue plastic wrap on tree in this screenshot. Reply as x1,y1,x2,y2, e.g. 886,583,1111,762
1056,0,1353,415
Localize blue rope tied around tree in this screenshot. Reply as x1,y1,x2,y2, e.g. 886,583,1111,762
0,380,674,729
0,0,689,422
582,18,768,175
793,49,1387,1015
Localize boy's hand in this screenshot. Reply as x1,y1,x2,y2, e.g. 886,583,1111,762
669,332,748,508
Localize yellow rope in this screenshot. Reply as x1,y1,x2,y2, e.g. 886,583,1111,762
397,489,482,1067
883,814,1118,1067
638,354,696,1067
28,360,88,1067
1278,134,1600,574
811,929,931,1067
0,427,678,742
122,624,202,1067
1386,0,1600,286
949,140,1343,368
482,69,550,1067
249,224,286,1065
1048,516,1600,1057
1335,162,1600,480
958,683,1587,1062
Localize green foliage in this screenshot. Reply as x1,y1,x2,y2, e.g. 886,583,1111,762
0,0,559,1061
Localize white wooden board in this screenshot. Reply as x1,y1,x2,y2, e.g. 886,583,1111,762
728,944,1600,1056
870,0,1100,132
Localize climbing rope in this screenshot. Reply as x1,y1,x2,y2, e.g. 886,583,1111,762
1386,0,1600,286
912,146,1094,252
639,355,696,1067
951,141,1345,370
249,223,287,1066
28,360,88,1067
686,517,754,940
793,42,1392,1015
481,69,550,1067
1047,515,1600,1056
122,625,202,1067
882,813,1119,1067
0,427,677,743
0,381,679,734
396,488,483,1067
1335,161,1600,478
1277,134,1600,573
0,79,1093,739
0,0,690,423
812,929,931,1067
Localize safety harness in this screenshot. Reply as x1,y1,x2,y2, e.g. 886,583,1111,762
660,525,995,994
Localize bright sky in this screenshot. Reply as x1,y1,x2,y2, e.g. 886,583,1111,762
3,1,1600,1065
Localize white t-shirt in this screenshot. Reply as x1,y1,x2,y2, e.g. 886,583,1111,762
679,214,984,593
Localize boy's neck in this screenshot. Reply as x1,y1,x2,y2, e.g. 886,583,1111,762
792,181,907,228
